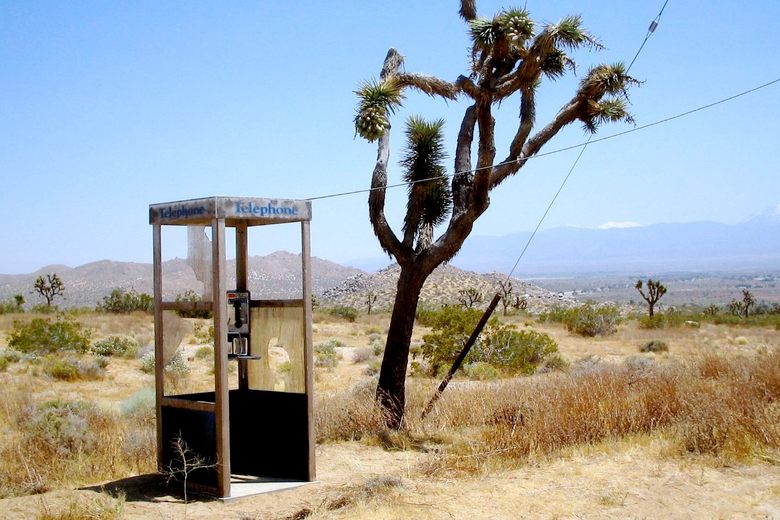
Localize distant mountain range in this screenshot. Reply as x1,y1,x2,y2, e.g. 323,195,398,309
0,252,361,308
450,216,780,275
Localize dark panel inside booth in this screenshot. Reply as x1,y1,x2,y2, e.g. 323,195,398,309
229,389,310,480
161,394,218,488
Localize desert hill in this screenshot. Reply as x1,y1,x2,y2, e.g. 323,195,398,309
0,252,362,308
321,263,572,313
0,254,570,312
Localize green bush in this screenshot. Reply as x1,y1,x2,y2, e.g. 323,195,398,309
191,322,214,344
0,298,24,314
315,339,343,368
90,336,138,357
0,350,21,371
8,315,92,354
97,288,153,314
416,305,485,376
641,340,669,353
638,315,665,329
463,361,499,380
414,305,559,377
541,302,621,337
0,357,9,372
326,306,359,323
479,328,559,375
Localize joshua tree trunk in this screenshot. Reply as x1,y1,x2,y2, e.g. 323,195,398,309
376,265,428,428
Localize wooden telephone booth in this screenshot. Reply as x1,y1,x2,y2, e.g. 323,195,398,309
149,196,315,498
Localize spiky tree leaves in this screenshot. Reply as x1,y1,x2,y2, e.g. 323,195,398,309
401,116,451,250
357,3,641,429
354,78,404,142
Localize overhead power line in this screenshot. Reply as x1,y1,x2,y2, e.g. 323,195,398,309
306,76,780,203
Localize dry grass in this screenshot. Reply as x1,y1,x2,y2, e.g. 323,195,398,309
0,381,155,498
316,349,780,477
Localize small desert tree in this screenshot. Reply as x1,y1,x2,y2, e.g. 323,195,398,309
458,287,484,309
366,290,378,315
356,1,638,427
635,279,667,318
498,280,513,315
33,273,65,307
741,289,755,318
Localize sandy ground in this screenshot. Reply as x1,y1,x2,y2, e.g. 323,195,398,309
3,441,779,519
2,314,780,519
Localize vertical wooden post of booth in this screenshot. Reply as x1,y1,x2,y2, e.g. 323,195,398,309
212,218,231,497
152,223,164,470
235,223,249,390
301,220,316,480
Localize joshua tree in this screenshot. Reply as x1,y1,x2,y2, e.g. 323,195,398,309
13,294,25,310
366,290,378,315
458,287,484,309
497,280,513,316
635,279,667,318
356,1,638,428
741,289,755,318
32,273,65,307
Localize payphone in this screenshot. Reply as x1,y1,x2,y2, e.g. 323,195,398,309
227,290,250,356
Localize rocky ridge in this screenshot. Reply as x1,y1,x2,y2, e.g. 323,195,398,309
321,263,574,313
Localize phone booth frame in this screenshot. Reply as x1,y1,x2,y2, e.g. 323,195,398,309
149,196,315,498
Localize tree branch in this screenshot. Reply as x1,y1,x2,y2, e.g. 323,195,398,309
452,105,476,214
368,49,410,262
396,73,459,100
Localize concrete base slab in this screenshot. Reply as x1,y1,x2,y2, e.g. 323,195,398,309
219,475,316,501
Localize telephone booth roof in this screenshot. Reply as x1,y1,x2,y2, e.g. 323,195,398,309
149,196,312,226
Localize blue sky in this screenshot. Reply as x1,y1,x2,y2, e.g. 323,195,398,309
1,1,778,274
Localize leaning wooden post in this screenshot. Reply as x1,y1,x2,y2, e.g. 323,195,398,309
420,292,501,420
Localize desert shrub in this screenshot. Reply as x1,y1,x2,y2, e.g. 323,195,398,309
464,361,499,380
414,306,558,377
537,352,569,373
370,338,385,356
315,339,343,368
23,400,97,456
191,322,214,344
195,345,214,359
165,350,190,376
8,315,92,354
174,290,212,319
415,305,484,376
352,347,374,364
641,340,669,353
120,388,156,424
97,288,152,314
363,359,381,376
90,336,138,357
0,297,24,314
541,302,621,337
638,315,665,329
0,350,22,371
43,356,107,381
139,351,155,374
326,306,359,323
478,328,559,375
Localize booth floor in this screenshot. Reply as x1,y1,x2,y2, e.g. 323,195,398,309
220,475,316,501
